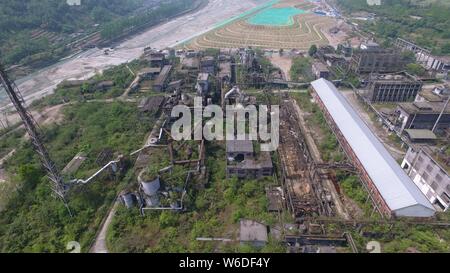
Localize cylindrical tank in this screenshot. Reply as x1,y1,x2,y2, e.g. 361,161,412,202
121,193,135,209
139,170,161,196
170,201,180,210
146,195,160,207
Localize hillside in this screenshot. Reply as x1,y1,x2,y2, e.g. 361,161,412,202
335,0,450,55
0,0,199,71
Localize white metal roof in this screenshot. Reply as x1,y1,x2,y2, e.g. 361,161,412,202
311,79,435,217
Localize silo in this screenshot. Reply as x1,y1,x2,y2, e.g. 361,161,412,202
121,193,135,209
139,170,161,197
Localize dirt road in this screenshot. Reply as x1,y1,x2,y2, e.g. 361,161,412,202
90,199,120,253
341,90,406,160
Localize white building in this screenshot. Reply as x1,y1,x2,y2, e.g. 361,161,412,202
401,147,450,211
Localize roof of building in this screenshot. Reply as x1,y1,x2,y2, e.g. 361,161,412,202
398,101,450,115
239,220,268,243
138,96,165,112
227,140,254,154
369,72,419,83
181,57,199,69
229,152,273,170
311,78,435,217
418,89,445,102
312,62,329,72
140,67,161,74
153,65,172,86
404,129,437,140
197,73,209,81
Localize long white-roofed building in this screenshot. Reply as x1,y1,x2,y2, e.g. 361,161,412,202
310,78,435,218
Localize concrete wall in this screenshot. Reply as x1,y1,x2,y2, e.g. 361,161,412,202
401,148,450,211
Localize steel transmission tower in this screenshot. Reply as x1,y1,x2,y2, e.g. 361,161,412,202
0,63,71,214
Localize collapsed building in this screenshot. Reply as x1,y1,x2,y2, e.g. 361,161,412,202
311,78,435,218
312,62,330,80
395,38,450,73
351,42,407,74
363,72,422,103
239,219,268,247
416,85,449,103
138,96,165,113
144,50,167,68
226,140,273,179
394,101,450,133
153,65,173,92
200,56,216,74
196,73,209,96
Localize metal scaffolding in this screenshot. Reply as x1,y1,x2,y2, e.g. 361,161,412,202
0,63,70,214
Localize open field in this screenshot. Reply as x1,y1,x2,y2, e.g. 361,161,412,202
186,0,339,50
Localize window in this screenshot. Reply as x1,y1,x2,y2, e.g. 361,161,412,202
430,181,438,191
435,174,443,183
422,172,429,180
441,193,450,204
426,164,433,173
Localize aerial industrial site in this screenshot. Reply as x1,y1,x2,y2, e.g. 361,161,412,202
0,0,449,257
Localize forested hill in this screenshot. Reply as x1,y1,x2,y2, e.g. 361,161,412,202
0,0,143,39
0,0,199,70
336,0,450,55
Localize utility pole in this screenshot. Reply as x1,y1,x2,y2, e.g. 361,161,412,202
432,96,450,133
0,63,71,216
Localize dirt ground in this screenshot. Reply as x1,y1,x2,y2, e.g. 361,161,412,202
269,54,293,81
341,90,406,160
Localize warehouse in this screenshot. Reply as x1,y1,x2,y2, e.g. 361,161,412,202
311,79,435,218
364,73,422,103
394,101,450,133
153,65,173,92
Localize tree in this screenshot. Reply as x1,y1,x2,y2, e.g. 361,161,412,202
406,63,426,76
308,45,318,57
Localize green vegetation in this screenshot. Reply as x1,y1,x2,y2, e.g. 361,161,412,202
31,60,145,108
0,101,154,252
290,57,313,82
337,0,450,55
0,0,199,69
0,0,142,65
338,173,373,217
349,219,450,253
308,44,318,57
107,142,283,253
291,92,344,163
100,0,199,40
406,63,427,76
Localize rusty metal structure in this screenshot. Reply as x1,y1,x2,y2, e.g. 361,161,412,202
278,99,334,219
0,63,70,212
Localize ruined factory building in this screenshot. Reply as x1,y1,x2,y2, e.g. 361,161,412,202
311,78,435,218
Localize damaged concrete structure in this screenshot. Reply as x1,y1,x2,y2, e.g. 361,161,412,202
401,146,450,211
394,101,450,132
153,65,173,92
226,140,273,179
239,219,268,247
364,73,422,103
351,42,406,74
